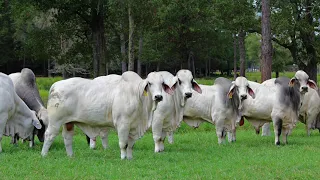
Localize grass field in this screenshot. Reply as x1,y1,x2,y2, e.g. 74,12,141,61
1,72,320,179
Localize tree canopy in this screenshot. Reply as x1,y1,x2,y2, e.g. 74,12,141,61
0,0,319,79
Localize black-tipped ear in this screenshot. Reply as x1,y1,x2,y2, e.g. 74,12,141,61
227,83,236,98
141,80,149,96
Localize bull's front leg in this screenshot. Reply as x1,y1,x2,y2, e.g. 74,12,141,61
117,125,130,160
29,133,35,148
62,122,74,157
126,135,137,160
152,116,165,153
227,128,236,143
273,118,283,146
216,127,226,144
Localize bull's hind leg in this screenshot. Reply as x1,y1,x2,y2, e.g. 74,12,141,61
62,122,74,157
0,113,8,152
167,131,174,144
282,127,289,144
273,118,282,146
41,121,63,156
100,128,109,149
262,123,271,136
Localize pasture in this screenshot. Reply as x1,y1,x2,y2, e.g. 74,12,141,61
0,72,320,179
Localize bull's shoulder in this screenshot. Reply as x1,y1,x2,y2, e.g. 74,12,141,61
261,78,276,86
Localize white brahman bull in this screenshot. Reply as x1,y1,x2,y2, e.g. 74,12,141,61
260,70,319,136
151,70,202,152
0,73,42,152
242,72,316,145
182,77,255,143
41,71,173,159
9,68,48,146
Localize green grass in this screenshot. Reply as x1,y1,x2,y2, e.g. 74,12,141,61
1,72,320,179
0,123,320,179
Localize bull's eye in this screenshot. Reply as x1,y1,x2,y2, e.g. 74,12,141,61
178,78,182,85
148,82,152,86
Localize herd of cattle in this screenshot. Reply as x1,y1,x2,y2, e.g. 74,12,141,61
0,68,319,159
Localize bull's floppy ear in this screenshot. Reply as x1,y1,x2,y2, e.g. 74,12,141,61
32,120,42,129
289,78,296,87
141,80,149,96
247,86,255,99
307,79,318,90
192,79,202,94
171,76,178,91
163,82,174,95
227,83,236,98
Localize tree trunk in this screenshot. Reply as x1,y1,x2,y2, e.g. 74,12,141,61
91,0,106,77
205,59,208,77
137,36,143,76
48,59,51,77
299,0,317,82
233,34,238,79
261,0,273,82
157,62,160,71
188,51,195,76
192,55,195,77
239,30,246,77
120,24,127,73
276,71,279,78
208,58,211,76
128,3,135,71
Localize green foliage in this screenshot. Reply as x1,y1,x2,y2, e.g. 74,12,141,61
36,76,62,91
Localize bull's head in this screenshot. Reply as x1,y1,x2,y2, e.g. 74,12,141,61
171,70,202,105
227,77,255,102
142,72,173,103
289,70,318,94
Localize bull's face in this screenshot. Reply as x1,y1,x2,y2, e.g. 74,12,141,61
228,77,255,102
290,70,318,94
143,72,173,102
172,70,202,99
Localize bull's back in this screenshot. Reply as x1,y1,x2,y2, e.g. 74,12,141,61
47,77,116,126
243,84,275,120
184,85,214,121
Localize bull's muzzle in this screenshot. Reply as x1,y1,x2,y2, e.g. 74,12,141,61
301,86,308,93
240,94,247,100
185,92,192,98
154,95,163,102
